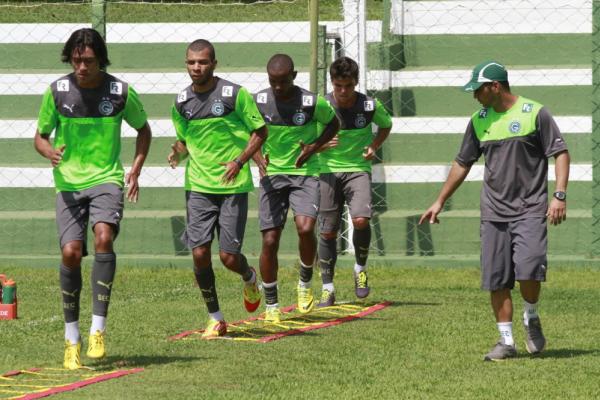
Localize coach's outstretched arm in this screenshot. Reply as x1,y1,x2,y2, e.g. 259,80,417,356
126,122,152,203
296,116,340,168
419,161,471,225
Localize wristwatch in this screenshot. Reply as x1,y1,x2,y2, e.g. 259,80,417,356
234,158,244,168
553,191,566,201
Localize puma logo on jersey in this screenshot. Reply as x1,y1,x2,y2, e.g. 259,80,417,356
62,289,79,298
62,104,75,113
96,281,113,290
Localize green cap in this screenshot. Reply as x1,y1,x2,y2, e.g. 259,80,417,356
462,61,508,92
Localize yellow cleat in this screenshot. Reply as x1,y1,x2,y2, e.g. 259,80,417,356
201,318,227,339
87,330,106,359
297,285,315,314
263,307,282,323
64,340,82,370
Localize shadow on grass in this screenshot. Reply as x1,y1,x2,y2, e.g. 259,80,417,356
385,301,441,307
536,348,600,359
92,354,203,370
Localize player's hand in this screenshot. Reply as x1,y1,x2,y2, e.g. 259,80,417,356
167,143,180,169
49,145,66,167
295,140,316,168
125,171,140,203
320,135,339,151
419,201,443,225
220,160,241,184
363,145,377,160
547,198,566,225
256,153,269,178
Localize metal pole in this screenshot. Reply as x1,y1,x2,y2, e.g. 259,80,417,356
91,0,107,41
592,0,600,256
309,0,319,92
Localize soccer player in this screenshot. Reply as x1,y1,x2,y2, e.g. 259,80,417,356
316,57,392,307
33,28,152,369
419,61,570,361
168,39,266,338
253,54,339,322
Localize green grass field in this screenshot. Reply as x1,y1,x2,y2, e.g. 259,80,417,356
1,264,599,399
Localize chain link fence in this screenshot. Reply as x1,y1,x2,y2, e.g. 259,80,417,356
0,0,595,262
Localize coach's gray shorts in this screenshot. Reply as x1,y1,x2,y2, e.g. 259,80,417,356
259,174,319,231
182,191,248,254
56,183,124,257
480,218,547,291
319,172,372,234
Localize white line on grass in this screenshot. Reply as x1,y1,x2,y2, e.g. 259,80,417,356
0,68,591,96
0,164,590,187
0,21,383,44
392,0,591,35
0,116,589,139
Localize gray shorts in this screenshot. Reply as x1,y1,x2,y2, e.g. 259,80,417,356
259,174,319,231
319,172,372,234
56,183,124,257
480,218,547,291
182,191,248,254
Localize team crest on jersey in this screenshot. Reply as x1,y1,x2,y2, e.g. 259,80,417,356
355,114,367,128
522,103,533,113
293,112,307,125
256,92,268,104
222,86,233,97
99,99,114,116
110,82,123,95
177,91,187,103
509,120,521,134
211,100,225,116
364,100,374,111
184,110,193,119
302,95,314,107
57,80,70,92
478,108,488,118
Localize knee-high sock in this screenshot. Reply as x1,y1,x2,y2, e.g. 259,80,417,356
318,237,337,285
60,264,82,323
353,226,371,267
91,252,116,317
194,264,220,313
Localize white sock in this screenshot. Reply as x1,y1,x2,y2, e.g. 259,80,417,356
497,322,514,346
266,303,279,310
354,263,366,274
523,300,539,326
65,321,80,344
298,280,312,289
322,283,334,293
209,311,224,322
90,315,106,334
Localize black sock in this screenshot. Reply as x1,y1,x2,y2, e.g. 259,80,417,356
194,264,220,313
353,226,371,267
91,252,116,317
238,254,253,282
299,264,313,283
263,282,278,306
60,264,82,323
318,237,337,285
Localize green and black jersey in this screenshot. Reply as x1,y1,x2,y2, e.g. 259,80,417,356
320,92,392,173
456,96,568,221
37,72,148,192
172,77,265,194
254,86,336,176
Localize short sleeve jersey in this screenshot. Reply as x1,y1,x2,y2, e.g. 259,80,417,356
319,92,392,173
455,96,568,221
172,77,265,194
37,72,148,192
254,86,336,176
